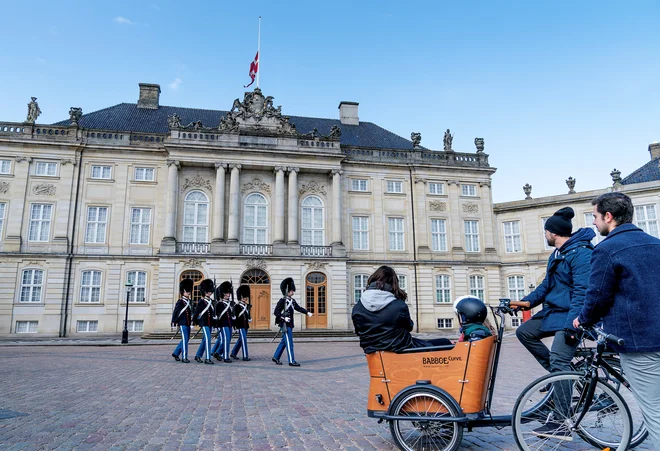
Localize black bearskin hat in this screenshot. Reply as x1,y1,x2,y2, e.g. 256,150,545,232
199,279,215,295
236,285,251,301
217,281,233,299
179,278,194,294
280,277,296,295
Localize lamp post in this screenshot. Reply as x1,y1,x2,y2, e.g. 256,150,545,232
121,281,134,344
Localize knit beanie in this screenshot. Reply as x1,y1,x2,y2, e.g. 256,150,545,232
544,207,574,236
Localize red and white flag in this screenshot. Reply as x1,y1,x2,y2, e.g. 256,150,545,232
244,51,259,88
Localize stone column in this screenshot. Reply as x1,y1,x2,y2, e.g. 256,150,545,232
287,167,299,244
212,163,226,243
273,166,286,243
160,160,179,253
447,180,463,251
227,164,241,242
480,181,496,253
331,169,343,244
414,177,430,256
3,156,32,252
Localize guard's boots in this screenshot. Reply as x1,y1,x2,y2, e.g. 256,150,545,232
204,359,214,364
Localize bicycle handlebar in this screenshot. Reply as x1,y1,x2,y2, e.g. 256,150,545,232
579,325,625,347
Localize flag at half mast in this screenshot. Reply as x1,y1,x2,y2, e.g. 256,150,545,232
244,17,261,88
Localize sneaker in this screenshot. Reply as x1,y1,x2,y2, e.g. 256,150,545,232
531,421,572,441
539,382,552,394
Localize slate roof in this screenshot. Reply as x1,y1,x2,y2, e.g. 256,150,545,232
622,157,660,185
54,103,416,150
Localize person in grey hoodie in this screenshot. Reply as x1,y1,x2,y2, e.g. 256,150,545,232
352,266,452,354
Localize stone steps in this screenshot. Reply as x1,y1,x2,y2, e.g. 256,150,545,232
142,328,357,340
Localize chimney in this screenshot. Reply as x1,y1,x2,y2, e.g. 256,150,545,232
649,142,660,160
137,83,161,109
338,101,359,125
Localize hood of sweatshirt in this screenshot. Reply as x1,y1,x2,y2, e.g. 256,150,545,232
359,289,398,312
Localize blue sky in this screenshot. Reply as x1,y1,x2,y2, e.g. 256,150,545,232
1,1,659,202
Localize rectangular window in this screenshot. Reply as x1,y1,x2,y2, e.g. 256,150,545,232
127,271,147,303
34,161,57,176
386,180,403,193
583,212,605,245
20,269,43,303
431,219,448,251
77,320,99,332
134,167,155,181
127,320,144,332
503,220,522,253
461,184,477,196
469,275,485,301
80,270,102,303
91,165,112,180
85,207,108,243
635,205,659,238
541,217,553,250
354,274,369,303
435,275,451,303
352,216,369,250
464,220,480,252
388,217,404,250
437,318,453,329
507,276,526,301
428,182,445,195
351,179,368,192
0,202,5,239
28,204,52,241
399,274,407,291
130,208,151,244
0,159,11,174
511,317,523,328
15,321,38,333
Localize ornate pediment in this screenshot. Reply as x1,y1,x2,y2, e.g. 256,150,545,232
33,183,56,196
219,88,299,136
429,201,447,212
299,181,327,197
245,258,267,270
241,178,271,194
0,181,9,194
181,175,213,193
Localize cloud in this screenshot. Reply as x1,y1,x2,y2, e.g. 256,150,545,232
113,16,135,25
169,78,183,90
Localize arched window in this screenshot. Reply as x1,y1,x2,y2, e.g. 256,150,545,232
243,193,268,244
183,191,209,242
301,196,324,246
241,269,270,285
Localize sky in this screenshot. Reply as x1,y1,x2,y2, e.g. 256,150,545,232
1,0,659,203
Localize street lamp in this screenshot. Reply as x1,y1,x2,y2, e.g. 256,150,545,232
121,281,134,344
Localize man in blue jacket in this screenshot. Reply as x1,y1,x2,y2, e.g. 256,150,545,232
574,192,660,449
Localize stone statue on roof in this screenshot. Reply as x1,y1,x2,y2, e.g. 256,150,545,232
411,132,421,148
329,125,342,139
443,129,453,151
26,97,41,123
69,107,83,126
167,113,182,129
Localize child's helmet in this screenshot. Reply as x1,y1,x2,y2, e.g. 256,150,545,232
454,295,487,325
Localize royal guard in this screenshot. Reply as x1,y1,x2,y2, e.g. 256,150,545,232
193,279,216,364
171,278,194,363
212,281,235,363
272,277,313,367
230,285,252,361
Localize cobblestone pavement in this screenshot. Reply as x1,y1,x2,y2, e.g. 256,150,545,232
0,336,650,450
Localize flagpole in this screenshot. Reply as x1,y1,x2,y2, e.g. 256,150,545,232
257,16,261,89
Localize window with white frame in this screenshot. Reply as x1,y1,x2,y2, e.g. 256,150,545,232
352,216,369,250
435,274,451,303
127,320,144,332
35,161,57,176
183,190,209,242
635,205,659,238
243,193,268,244
354,274,369,303
0,202,5,239
386,180,403,193
464,220,480,252
398,274,407,291
388,217,405,250
431,219,448,251
469,275,485,301
541,217,553,250
28,204,52,242
80,270,102,303
301,196,324,245
351,179,368,192
461,184,477,196
503,220,522,253
134,167,155,181
20,269,43,303
85,206,108,243
511,317,522,328
437,318,453,329
15,321,38,333
583,212,604,245
91,165,112,180
77,320,98,332
0,159,11,174
130,208,151,244
507,276,526,301
428,182,445,195
126,271,147,303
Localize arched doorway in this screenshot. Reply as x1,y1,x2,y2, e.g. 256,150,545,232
305,272,327,329
240,269,271,330
180,270,204,310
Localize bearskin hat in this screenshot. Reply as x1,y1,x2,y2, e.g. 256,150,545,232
280,277,296,296
179,278,194,294
236,285,251,301
199,279,215,295
217,281,233,299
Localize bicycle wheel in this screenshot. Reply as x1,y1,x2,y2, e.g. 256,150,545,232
389,388,463,451
512,371,632,451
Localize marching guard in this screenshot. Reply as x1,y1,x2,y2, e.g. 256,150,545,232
171,278,194,363
193,279,216,364
212,281,235,363
272,277,313,367
230,285,252,361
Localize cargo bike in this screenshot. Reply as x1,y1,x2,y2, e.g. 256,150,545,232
364,299,636,451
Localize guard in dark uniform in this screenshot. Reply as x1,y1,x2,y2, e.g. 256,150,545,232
230,285,252,361
212,281,234,363
193,279,216,364
171,278,194,363
272,277,313,367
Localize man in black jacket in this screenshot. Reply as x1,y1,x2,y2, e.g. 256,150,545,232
193,279,216,364
272,278,312,367
230,285,252,361
171,278,193,363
